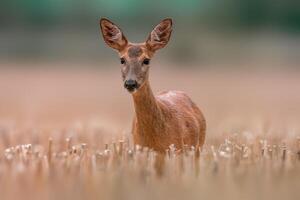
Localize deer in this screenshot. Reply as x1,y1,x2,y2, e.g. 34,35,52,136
99,18,206,172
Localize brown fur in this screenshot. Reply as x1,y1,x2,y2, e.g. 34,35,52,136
99,18,206,154
132,81,206,153
128,46,143,58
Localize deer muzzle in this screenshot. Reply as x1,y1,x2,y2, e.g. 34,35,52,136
124,79,139,92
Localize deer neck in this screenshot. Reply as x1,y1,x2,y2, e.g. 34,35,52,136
132,80,164,134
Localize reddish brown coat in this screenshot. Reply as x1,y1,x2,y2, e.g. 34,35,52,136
99,18,206,154
132,80,206,153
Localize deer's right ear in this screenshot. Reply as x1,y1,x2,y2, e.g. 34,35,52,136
100,18,128,52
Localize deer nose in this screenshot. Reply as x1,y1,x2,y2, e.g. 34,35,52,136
124,79,138,91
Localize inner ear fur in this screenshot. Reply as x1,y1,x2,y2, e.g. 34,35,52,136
146,18,173,52
100,18,128,51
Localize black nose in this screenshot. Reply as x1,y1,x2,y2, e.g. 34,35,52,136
124,79,138,91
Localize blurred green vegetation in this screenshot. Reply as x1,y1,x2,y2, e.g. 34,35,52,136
0,0,299,66
1,0,299,31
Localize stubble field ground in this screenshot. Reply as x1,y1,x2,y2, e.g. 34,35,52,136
0,62,299,200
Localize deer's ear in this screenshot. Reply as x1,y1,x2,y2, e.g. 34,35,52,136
146,18,173,52
100,18,128,51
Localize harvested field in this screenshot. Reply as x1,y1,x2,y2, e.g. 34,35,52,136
0,62,299,200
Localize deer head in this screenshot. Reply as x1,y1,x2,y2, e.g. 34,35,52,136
100,18,173,93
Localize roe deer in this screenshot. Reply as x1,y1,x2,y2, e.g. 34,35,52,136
99,18,206,155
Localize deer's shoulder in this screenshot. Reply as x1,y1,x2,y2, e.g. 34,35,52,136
157,90,190,98
156,90,195,107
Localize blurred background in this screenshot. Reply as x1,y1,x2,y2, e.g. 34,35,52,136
1,0,300,65
0,0,299,137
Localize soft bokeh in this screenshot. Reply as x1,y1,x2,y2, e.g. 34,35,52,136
0,1,299,200
0,0,299,133
1,0,299,65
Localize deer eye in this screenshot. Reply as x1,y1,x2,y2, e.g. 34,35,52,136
143,59,150,65
120,58,125,64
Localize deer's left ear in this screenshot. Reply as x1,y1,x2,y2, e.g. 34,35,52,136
146,18,173,52
100,18,128,52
